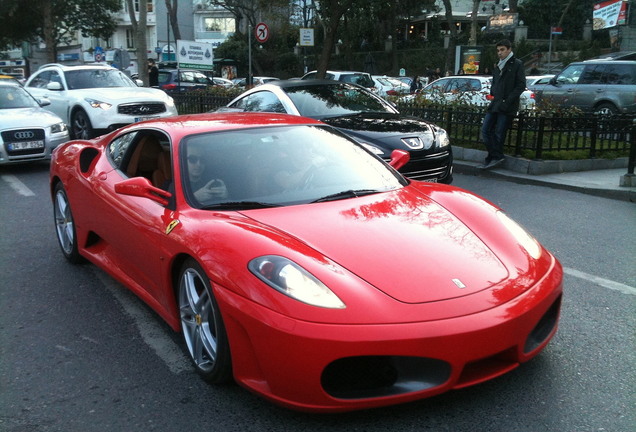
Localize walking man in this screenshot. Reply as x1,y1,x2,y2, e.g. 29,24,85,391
480,39,526,169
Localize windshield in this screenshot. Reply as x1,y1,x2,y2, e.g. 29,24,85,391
0,85,40,109
181,124,405,209
65,69,137,89
285,83,396,119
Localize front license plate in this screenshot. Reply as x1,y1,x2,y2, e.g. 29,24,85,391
8,140,45,150
134,116,159,123
422,178,438,183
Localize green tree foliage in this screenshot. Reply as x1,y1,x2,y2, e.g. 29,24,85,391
0,0,121,60
518,0,600,40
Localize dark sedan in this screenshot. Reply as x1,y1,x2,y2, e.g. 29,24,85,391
221,80,453,183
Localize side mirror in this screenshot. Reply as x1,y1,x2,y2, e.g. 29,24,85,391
115,177,171,206
38,97,51,107
549,77,558,86
46,82,63,91
389,149,410,171
136,79,144,87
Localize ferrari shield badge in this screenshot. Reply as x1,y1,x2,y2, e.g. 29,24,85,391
165,219,180,235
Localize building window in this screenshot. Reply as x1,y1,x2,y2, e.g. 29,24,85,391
126,29,135,49
128,1,154,13
204,17,235,33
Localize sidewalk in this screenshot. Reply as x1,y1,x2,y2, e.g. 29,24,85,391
453,158,636,203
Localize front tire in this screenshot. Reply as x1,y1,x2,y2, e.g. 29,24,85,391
178,258,232,383
53,182,82,263
594,102,618,116
71,109,94,139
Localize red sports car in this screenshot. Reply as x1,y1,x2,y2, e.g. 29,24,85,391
50,112,563,412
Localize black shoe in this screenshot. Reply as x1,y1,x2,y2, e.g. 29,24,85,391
483,158,504,170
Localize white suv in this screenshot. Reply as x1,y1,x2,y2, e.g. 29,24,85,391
25,64,178,139
301,70,376,91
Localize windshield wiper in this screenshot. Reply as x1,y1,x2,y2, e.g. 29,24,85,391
201,201,280,210
311,189,380,203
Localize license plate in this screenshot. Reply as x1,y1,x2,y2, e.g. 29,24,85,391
422,178,438,183
134,116,159,122
8,140,45,150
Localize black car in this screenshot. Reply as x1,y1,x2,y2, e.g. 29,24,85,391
220,79,453,183
157,68,211,93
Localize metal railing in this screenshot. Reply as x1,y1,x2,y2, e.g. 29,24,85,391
172,93,635,170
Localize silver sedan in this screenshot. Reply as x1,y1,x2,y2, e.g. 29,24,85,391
0,81,69,164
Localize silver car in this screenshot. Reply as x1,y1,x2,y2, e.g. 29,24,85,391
0,81,69,165
535,60,636,114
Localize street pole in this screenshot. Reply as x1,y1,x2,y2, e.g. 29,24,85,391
248,24,252,87
547,26,552,68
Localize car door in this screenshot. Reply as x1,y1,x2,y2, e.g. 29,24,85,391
87,129,173,301
574,63,605,109
25,69,69,123
540,64,585,108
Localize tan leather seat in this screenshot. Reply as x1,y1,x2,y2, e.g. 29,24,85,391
126,136,163,180
152,151,172,189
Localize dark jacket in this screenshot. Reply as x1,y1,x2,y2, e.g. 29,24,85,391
488,56,525,114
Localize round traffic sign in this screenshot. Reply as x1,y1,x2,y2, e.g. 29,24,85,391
255,22,270,43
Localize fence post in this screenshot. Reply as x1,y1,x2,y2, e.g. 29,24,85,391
535,116,545,160
628,119,636,176
589,116,597,159
515,112,524,157
445,107,453,136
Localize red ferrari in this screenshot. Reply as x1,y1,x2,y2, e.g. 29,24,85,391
50,112,562,412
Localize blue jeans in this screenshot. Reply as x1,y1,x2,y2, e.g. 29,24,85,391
481,111,512,162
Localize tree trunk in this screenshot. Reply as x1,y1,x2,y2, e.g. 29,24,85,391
42,0,56,63
165,0,181,40
126,0,148,85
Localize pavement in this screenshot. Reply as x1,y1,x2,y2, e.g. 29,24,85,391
453,159,636,203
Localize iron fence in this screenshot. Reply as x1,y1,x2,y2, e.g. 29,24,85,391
172,93,634,168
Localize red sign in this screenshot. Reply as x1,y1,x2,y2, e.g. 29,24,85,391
255,22,270,43
551,27,563,35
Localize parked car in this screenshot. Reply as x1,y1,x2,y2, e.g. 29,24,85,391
232,76,280,87
534,60,636,115
372,75,411,97
301,70,376,91
209,77,234,88
526,75,555,92
0,81,69,164
220,79,453,183
157,68,211,93
24,63,178,139
412,75,536,111
50,111,563,412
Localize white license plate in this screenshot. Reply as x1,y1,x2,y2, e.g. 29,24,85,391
8,140,45,150
422,178,438,183
134,116,159,122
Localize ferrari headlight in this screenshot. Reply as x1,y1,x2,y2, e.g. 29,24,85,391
249,255,345,309
85,98,112,110
497,211,541,259
50,122,67,134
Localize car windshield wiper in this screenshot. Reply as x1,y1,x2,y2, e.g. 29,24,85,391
201,201,280,210
311,189,381,203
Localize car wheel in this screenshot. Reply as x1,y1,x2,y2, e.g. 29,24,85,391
53,182,82,263
71,110,94,139
594,103,618,116
178,258,232,383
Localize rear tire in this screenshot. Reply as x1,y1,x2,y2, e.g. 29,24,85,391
594,102,618,116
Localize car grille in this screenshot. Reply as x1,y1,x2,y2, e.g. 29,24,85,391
386,150,452,182
118,103,167,116
2,128,46,156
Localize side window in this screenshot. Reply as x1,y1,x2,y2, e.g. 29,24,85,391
107,132,137,170
604,64,635,85
556,64,585,84
303,72,317,80
579,65,604,84
241,91,286,113
27,70,53,89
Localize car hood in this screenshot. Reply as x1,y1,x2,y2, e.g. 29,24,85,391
71,86,172,103
244,186,511,304
0,107,65,127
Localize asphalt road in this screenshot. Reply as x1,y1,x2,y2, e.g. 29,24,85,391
1,163,634,432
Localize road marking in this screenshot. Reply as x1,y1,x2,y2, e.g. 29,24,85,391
1,174,35,196
92,267,191,374
564,267,636,296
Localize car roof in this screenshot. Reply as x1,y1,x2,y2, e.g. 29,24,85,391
0,80,22,87
37,63,116,71
256,79,363,89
